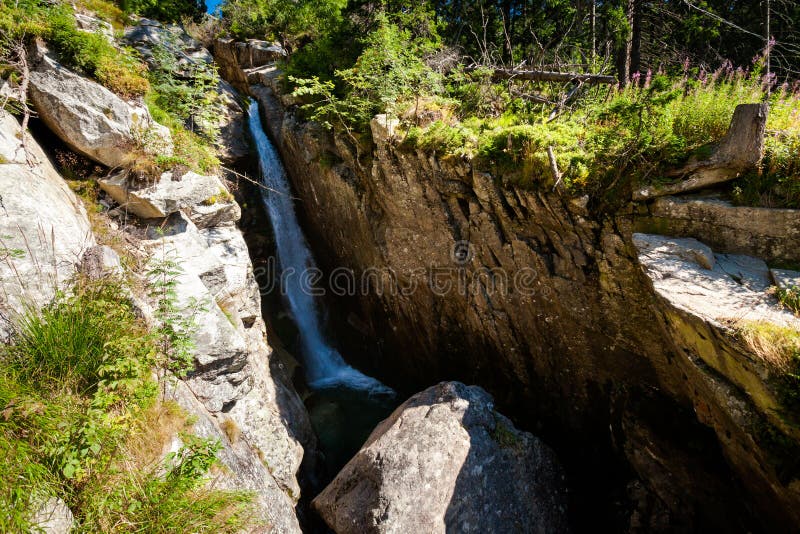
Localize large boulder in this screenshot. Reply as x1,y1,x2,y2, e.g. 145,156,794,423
27,43,172,168
98,170,240,226
312,382,568,534
124,18,214,68
0,110,95,340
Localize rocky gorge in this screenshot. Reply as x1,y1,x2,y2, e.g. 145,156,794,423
2,4,800,532
216,38,800,532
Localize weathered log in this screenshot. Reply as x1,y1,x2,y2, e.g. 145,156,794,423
468,66,617,84
547,146,563,191
633,103,768,201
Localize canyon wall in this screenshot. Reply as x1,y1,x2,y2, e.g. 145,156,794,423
210,43,800,530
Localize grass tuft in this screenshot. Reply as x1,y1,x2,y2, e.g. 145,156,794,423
0,275,256,531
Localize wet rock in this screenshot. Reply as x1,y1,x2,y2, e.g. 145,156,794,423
313,382,568,534
28,43,172,168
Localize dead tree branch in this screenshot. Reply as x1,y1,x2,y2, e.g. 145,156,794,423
468,66,617,84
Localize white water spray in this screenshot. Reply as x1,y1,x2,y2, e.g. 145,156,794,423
247,101,392,395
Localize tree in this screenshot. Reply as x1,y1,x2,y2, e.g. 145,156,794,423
119,0,207,22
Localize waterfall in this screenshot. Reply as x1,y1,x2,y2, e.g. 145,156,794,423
247,101,393,395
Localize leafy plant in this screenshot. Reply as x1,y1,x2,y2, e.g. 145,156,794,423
148,35,223,142
147,241,202,380
290,11,443,133
777,285,800,316
0,273,250,532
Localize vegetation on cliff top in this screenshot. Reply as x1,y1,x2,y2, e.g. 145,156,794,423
218,1,800,202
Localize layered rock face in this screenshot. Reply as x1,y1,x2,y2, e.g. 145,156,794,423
212,38,286,94
241,71,800,531
313,382,568,534
634,194,800,264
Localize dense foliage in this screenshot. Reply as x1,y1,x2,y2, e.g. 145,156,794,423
117,0,207,23
0,278,253,531
0,0,149,97
218,0,800,203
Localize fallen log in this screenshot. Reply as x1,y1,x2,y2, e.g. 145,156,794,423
633,103,768,201
467,66,617,85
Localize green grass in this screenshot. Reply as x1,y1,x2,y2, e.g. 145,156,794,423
736,320,800,423
777,286,800,316
396,72,800,199
0,277,254,532
0,0,149,98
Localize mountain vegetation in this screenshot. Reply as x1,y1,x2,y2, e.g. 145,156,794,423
218,0,800,202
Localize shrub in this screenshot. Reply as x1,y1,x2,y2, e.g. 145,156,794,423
777,286,800,316
0,275,253,531
118,0,207,23
290,11,443,133
0,1,149,98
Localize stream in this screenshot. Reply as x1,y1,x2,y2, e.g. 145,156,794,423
247,101,397,475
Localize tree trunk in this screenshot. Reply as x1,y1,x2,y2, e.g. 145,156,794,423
630,0,643,78
633,103,769,200
470,66,616,84
616,0,634,85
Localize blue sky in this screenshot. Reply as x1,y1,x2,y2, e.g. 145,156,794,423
206,0,223,14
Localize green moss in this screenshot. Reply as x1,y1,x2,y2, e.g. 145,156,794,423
753,417,800,485
491,416,522,450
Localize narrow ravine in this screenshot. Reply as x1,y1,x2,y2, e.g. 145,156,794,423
247,101,397,476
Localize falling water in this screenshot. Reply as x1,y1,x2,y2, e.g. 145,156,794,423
247,101,393,395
